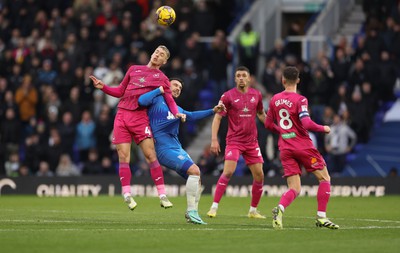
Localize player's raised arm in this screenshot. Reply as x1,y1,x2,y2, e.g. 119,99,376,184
89,66,132,98
138,87,164,107
161,79,180,116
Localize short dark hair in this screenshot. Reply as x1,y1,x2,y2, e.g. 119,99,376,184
169,77,184,88
283,66,299,83
235,66,250,74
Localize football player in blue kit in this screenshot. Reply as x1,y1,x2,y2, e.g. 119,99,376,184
138,78,225,224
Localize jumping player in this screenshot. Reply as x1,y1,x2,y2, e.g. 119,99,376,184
89,45,185,211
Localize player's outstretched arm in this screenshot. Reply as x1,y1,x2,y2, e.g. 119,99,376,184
89,75,104,89
301,116,326,133
181,102,225,121
89,69,130,98
138,87,163,107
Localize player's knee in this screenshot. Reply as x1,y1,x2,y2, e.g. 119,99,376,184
117,150,130,162
187,165,200,176
292,186,301,195
143,150,157,162
223,171,234,178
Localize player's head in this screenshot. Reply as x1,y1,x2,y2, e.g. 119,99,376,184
234,66,251,90
282,66,300,87
149,45,170,67
169,77,183,98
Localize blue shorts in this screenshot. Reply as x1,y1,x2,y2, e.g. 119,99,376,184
156,148,194,179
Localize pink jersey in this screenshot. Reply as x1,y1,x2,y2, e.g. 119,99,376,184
266,91,317,150
101,65,179,115
219,87,264,145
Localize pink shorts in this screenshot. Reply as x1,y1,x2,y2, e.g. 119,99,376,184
225,142,264,165
280,148,326,177
112,108,152,145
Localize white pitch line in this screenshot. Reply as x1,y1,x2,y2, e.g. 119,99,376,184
0,226,400,232
2,216,400,225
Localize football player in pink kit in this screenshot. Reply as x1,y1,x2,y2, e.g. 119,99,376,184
265,66,339,229
207,66,266,219
89,45,185,211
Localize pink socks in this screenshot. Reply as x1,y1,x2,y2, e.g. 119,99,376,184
149,160,166,196
212,174,230,203
317,181,331,213
279,188,298,209
251,180,264,208
119,162,132,195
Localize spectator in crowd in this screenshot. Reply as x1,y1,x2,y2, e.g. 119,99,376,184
348,86,371,143
238,22,259,74
82,149,103,174
15,74,38,125
324,114,357,175
56,153,80,176
4,152,20,177
36,160,54,177
75,110,96,163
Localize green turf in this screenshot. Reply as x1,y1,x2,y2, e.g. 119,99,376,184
1,195,399,253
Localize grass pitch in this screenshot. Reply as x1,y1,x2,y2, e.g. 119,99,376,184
1,195,399,253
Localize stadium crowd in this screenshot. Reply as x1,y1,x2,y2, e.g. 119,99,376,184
0,0,399,178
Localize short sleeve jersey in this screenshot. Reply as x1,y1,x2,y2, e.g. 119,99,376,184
267,91,314,150
219,87,264,145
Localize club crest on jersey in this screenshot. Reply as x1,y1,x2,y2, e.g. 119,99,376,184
250,97,256,103
139,77,145,83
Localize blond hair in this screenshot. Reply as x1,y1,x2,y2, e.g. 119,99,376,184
158,45,170,59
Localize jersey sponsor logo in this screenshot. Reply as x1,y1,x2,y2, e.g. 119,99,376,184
135,70,142,72
310,157,320,168
139,77,145,83
227,151,232,157
234,99,240,102
281,132,296,139
242,106,249,113
153,73,160,78
301,98,306,102
301,105,308,112
177,155,185,160
250,97,256,103
155,177,162,181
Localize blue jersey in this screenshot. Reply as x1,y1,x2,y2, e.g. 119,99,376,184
138,88,214,178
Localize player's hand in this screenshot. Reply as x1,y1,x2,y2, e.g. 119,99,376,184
210,139,221,155
213,102,226,113
159,86,164,93
89,75,104,89
175,113,186,122
324,125,331,134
